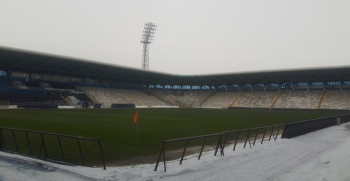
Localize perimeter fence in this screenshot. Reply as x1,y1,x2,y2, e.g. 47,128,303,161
281,114,350,139
1,114,350,172
154,124,285,172
154,114,350,172
0,127,106,170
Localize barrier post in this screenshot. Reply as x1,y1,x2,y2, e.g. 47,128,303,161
274,125,282,141
180,139,190,164
337,118,341,125
57,136,65,162
0,128,5,150
243,130,250,148
77,138,85,166
40,133,48,158
163,147,166,172
214,134,223,156
220,133,228,156
154,141,165,171
261,127,267,144
268,126,275,141
198,136,207,160
11,129,19,152
97,139,106,170
253,129,259,145
25,131,33,155
0,130,3,150
233,131,240,151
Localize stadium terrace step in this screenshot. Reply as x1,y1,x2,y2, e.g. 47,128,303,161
229,91,246,107
317,90,327,109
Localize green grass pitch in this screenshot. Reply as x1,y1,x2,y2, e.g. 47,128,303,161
0,108,347,166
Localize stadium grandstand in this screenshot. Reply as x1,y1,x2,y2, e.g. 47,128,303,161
0,45,350,110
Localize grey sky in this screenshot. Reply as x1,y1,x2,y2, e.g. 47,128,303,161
0,0,349,75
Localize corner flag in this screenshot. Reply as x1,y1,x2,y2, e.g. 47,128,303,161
134,110,139,144
134,110,139,123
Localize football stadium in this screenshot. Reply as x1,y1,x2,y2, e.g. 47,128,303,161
0,45,350,168
1,1,350,180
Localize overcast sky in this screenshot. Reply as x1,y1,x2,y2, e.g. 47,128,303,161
0,0,349,75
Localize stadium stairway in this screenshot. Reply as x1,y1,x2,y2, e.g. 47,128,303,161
317,90,327,109
173,90,184,96
117,90,140,105
271,90,285,108
148,90,175,106
61,95,73,106
229,91,246,107
199,90,217,107
142,90,170,106
84,94,96,104
169,96,180,106
11,81,28,89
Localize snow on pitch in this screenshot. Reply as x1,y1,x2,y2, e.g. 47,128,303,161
1,123,350,181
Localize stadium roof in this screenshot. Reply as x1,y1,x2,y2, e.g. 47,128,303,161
1,45,350,86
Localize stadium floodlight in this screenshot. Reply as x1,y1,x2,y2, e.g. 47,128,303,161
141,22,157,70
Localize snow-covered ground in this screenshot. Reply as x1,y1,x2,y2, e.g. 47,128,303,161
1,123,350,181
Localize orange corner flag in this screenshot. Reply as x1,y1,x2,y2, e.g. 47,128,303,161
134,110,139,123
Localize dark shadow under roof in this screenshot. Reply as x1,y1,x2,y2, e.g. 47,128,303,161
1,45,350,85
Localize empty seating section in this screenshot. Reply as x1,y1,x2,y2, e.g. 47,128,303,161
120,89,167,107
0,80,12,88
1,79,349,110
201,92,242,108
12,81,28,89
9,81,79,91
181,91,212,107
23,82,40,88
67,96,79,105
321,90,350,109
74,93,92,102
78,87,132,108
17,102,58,109
201,91,328,109
174,90,182,96
309,91,324,108
50,83,76,90
40,83,53,89
274,91,323,109
171,95,188,106
149,90,176,106
115,89,213,107
23,82,43,90
152,90,213,107
233,91,280,108
0,89,66,108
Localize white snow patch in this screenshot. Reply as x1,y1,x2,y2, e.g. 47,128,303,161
1,123,350,181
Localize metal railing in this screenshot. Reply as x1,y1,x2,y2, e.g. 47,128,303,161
281,114,350,139
0,127,106,170
154,124,285,172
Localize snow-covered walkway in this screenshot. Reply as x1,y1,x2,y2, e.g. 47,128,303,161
1,123,350,181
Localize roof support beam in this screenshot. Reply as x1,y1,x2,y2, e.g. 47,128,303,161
333,69,341,81
280,72,291,82
314,70,323,80
251,73,263,82
38,60,61,70
237,74,251,84
224,75,239,85
0,51,13,65
265,73,278,83
297,71,306,80
15,54,37,68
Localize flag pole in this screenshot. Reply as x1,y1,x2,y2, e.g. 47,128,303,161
134,110,139,144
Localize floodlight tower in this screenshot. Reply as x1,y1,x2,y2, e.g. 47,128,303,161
141,22,157,70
